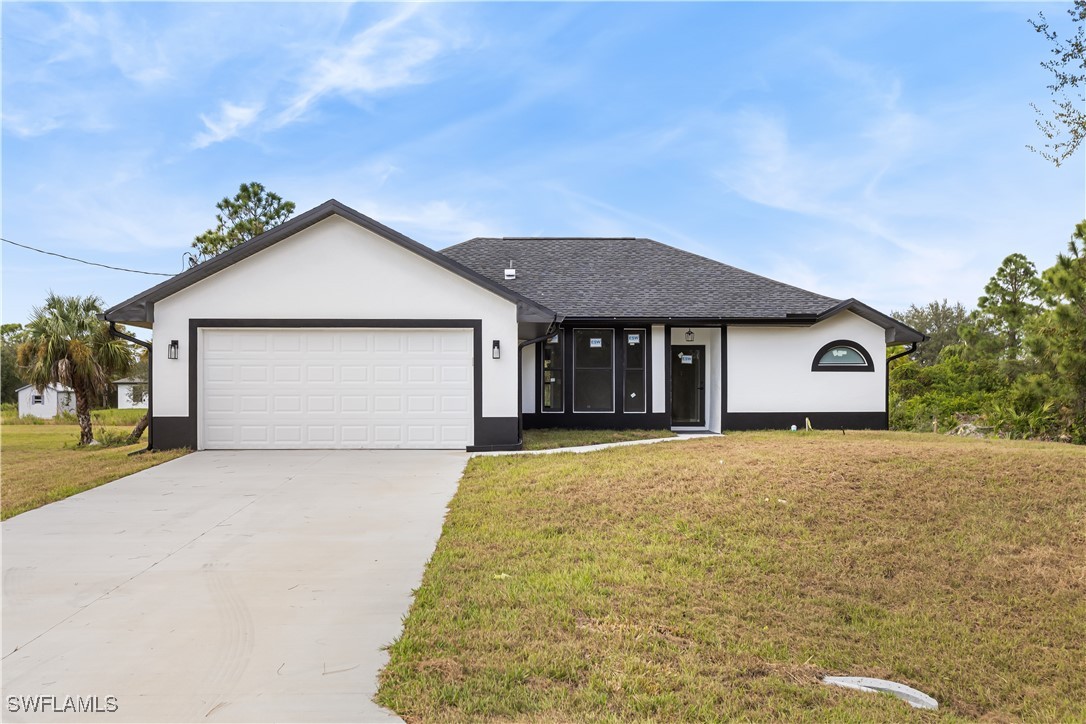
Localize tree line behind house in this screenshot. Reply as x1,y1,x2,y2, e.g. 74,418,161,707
890,220,1086,443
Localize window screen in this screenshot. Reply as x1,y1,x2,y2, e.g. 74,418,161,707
573,329,614,412
624,330,646,413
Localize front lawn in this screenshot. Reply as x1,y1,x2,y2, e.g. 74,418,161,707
523,428,676,450
378,431,1086,721
1,425,188,520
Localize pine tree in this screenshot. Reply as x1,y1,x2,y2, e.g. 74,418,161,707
191,182,295,262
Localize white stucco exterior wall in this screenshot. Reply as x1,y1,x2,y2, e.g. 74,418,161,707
521,344,536,414
151,216,520,420
651,325,666,413
669,326,722,433
727,311,886,413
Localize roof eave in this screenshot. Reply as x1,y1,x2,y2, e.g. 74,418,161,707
818,299,928,345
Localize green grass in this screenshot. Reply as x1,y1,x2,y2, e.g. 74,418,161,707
89,408,147,426
0,405,146,426
1,424,187,520
378,431,1086,721
523,428,676,450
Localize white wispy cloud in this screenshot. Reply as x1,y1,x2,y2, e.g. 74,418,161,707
192,101,265,149
274,5,451,128
189,5,466,148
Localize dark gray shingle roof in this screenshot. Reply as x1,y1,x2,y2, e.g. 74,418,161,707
441,237,840,319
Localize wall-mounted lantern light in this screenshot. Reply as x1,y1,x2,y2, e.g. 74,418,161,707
492,340,501,359
684,328,695,342
168,340,179,360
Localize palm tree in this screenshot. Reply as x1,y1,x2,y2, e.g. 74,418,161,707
17,293,134,445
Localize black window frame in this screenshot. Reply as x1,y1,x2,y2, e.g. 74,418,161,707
540,332,564,413
573,328,615,413
622,328,647,413
811,339,874,372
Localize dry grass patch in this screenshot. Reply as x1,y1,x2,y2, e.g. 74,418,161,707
378,431,1086,721
1,425,188,519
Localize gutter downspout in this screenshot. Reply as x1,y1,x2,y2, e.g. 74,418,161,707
516,315,562,449
885,342,918,431
109,322,153,452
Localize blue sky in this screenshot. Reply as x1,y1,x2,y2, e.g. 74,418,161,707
3,2,1083,329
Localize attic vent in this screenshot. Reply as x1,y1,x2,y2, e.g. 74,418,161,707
504,261,516,280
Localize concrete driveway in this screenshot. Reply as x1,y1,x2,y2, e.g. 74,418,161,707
2,450,467,723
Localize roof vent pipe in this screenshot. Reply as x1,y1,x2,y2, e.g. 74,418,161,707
504,260,516,280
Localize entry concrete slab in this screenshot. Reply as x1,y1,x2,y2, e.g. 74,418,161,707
2,450,467,723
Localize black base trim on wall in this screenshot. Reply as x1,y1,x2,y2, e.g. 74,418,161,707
524,412,671,430
152,416,197,449
722,411,886,431
474,416,520,449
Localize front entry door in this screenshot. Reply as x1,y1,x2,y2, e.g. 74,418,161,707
671,345,705,427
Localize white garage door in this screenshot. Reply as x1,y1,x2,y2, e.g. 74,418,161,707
201,328,473,449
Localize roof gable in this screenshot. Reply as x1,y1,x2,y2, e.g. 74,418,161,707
104,200,554,325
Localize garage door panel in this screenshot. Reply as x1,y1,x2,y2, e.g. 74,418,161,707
239,365,268,382
373,395,402,413
306,365,336,383
374,335,402,353
374,366,402,383
341,365,369,382
342,426,369,443
238,335,268,352
202,329,473,449
307,395,336,413
408,426,436,443
239,396,268,412
442,334,470,353
342,396,369,413
441,366,469,384
240,426,269,443
305,333,336,353
441,394,469,413
271,425,300,442
407,335,436,353
206,365,234,383
374,426,402,444
407,366,436,383
408,395,436,413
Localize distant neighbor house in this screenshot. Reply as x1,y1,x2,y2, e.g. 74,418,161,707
17,383,76,419
114,378,148,410
103,199,926,452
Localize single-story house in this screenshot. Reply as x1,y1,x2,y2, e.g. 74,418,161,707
114,378,148,409
103,199,925,451
17,383,76,419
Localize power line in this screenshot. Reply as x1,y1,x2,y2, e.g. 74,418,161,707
2,237,174,277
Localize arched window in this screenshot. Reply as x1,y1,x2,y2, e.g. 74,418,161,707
812,340,874,372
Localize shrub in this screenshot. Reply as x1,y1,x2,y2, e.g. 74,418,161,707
91,427,134,448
